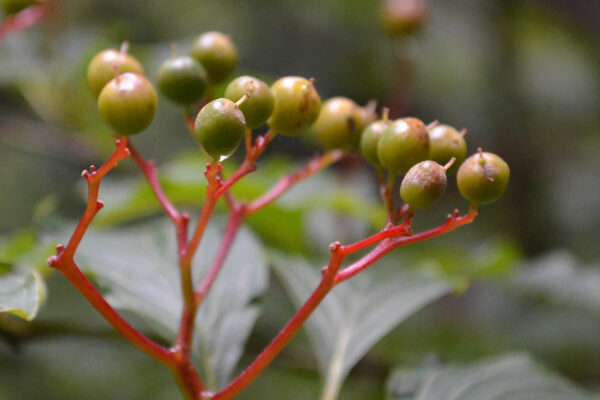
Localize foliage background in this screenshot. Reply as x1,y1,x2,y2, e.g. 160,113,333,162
0,0,599,399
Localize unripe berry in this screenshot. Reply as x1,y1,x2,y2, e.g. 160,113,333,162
194,98,246,162
377,117,430,174
224,76,274,129
1,0,37,16
379,0,428,37
268,76,321,136
87,48,144,99
428,124,467,175
190,32,237,84
360,108,390,167
98,72,157,136
314,97,363,151
457,150,510,205
157,56,207,105
400,160,448,210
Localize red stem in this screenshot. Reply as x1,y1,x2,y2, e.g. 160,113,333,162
194,208,244,307
0,1,51,46
47,138,173,365
212,248,346,400
246,150,346,214
335,208,478,283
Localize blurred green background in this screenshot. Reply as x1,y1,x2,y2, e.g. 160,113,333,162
0,0,599,399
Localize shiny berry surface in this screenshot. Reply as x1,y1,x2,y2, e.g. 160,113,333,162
224,76,274,129
157,56,207,105
457,151,510,205
189,31,237,84
87,49,144,99
400,160,447,210
377,117,430,174
267,76,321,136
428,124,466,175
314,97,363,151
360,119,390,167
194,98,246,161
98,73,157,136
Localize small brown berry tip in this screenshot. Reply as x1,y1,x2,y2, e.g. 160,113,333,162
329,241,341,252
309,77,316,85
426,120,439,130
382,107,390,122
443,157,456,171
236,93,250,107
365,99,377,112
170,42,178,58
459,128,467,137
120,41,130,54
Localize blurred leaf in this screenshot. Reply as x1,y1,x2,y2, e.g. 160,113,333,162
0,262,46,321
386,353,597,400
52,217,268,389
511,251,600,314
270,253,452,399
0,230,36,261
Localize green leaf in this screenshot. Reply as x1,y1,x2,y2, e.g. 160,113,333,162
0,262,46,321
61,217,268,390
511,250,600,314
386,354,598,400
270,253,452,400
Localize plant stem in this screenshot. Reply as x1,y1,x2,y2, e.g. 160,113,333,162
212,247,346,400
246,150,346,214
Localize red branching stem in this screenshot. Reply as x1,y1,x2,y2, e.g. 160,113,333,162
246,150,346,214
213,247,346,400
47,138,173,365
335,208,478,284
215,131,274,198
128,143,183,226
194,207,244,307
0,1,50,46
339,223,412,256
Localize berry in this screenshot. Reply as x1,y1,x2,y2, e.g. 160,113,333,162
360,109,390,167
428,124,467,175
190,32,237,84
268,76,321,136
224,76,274,129
379,0,428,36
1,0,36,16
157,56,207,105
194,98,246,161
314,97,363,151
377,117,430,174
457,150,510,205
87,47,144,99
98,73,158,136
400,160,447,210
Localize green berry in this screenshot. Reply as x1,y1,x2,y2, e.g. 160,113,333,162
268,76,322,136
360,119,390,167
224,76,274,129
1,0,36,16
379,0,427,37
98,73,157,136
457,151,510,205
87,48,144,99
314,97,363,151
190,32,237,84
157,56,207,105
428,124,467,175
377,117,430,174
194,98,246,161
400,160,447,210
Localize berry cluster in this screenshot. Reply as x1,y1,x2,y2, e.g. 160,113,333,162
87,31,508,214
68,30,510,400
